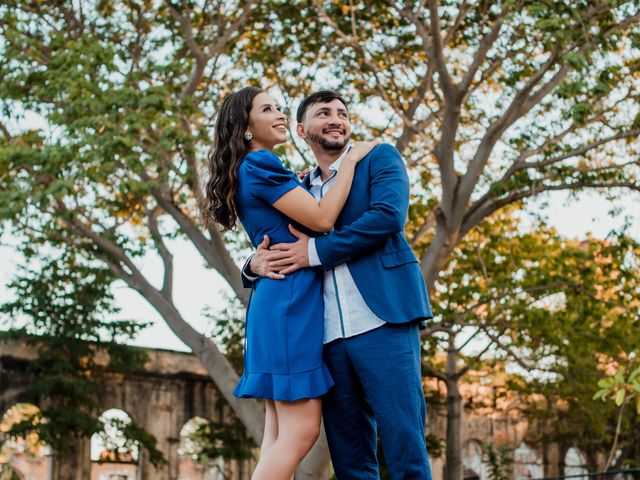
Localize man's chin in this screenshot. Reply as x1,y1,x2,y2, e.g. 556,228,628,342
320,139,348,151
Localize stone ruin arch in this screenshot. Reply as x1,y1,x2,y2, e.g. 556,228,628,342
0,339,255,480
513,441,544,480
0,402,50,480
564,446,589,477
462,438,485,480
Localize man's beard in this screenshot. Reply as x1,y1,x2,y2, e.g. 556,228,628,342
306,130,349,151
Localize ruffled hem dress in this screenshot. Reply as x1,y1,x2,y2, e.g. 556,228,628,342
232,149,334,401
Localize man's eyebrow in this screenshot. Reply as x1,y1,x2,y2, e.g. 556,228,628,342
312,106,349,114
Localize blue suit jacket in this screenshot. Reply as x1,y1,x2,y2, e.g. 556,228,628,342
308,144,432,324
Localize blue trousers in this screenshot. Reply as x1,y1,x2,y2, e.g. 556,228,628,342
322,323,432,480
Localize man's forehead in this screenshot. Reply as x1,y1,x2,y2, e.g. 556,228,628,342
308,99,348,114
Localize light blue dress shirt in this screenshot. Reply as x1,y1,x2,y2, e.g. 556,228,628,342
307,147,385,344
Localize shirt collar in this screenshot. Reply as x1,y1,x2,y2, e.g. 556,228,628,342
309,145,352,186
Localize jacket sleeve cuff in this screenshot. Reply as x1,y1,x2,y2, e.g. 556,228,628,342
242,255,259,284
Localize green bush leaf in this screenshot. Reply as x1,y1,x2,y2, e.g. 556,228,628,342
592,388,608,400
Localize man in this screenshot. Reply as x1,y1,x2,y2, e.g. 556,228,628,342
243,91,433,479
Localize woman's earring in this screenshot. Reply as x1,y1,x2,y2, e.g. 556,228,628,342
244,131,253,141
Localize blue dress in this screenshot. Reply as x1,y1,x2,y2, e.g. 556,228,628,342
232,149,334,401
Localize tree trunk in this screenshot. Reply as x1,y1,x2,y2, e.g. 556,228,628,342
421,218,458,292
50,434,91,479
445,339,464,480
125,276,266,445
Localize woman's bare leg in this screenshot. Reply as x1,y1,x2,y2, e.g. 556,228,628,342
251,398,321,480
259,400,278,456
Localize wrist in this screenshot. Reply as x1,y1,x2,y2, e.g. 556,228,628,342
343,155,358,167
248,256,257,276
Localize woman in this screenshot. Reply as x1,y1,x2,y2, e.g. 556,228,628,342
203,87,377,479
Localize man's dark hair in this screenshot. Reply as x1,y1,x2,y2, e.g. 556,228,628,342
296,90,349,123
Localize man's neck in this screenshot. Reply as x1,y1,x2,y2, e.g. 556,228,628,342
311,144,349,181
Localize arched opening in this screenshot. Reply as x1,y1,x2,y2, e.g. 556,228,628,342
177,417,225,480
0,464,24,480
564,447,588,478
90,408,138,480
514,442,543,480
0,403,50,479
462,439,484,480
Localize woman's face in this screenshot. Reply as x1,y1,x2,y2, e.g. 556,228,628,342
247,92,288,151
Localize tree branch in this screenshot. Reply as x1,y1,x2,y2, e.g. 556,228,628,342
456,50,564,207
205,0,258,59
523,129,640,171
477,324,536,371
57,205,143,282
467,88,639,226
172,1,258,98
461,179,640,238
0,122,12,141
148,206,174,299
315,6,418,130
396,73,438,154
171,5,208,98
146,182,249,305
459,8,511,94
426,0,457,100
422,360,448,382
442,0,470,47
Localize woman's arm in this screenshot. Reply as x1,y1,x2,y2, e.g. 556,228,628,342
313,144,408,268
272,141,379,233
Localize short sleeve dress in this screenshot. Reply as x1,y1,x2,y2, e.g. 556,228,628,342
232,149,334,401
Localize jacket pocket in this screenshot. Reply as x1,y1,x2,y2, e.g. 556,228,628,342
380,249,418,268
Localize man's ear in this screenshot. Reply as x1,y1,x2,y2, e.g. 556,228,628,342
295,122,307,140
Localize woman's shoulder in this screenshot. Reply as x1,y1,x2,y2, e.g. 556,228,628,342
244,149,283,166
240,149,295,186
242,149,291,175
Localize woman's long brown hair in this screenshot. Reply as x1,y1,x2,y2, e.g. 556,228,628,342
203,87,263,230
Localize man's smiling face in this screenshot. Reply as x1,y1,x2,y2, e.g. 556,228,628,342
298,98,352,151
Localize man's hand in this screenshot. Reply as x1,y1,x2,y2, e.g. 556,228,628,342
296,166,314,180
249,235,285,280
267,225,310,275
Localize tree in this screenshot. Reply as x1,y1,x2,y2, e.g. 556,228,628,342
2,1,639,478
270,2,640,476
293,0,640,288
0,0,266,451
418,208,640,478
0,249,163,477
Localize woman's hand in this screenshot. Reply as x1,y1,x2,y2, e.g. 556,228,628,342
347,140,382,163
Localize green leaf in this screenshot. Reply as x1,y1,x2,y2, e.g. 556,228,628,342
597,378,614,389
614,388,626,407
592,388,608,400
628,366,640,382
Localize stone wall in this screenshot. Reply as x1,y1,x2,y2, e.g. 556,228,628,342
0,339,255,480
